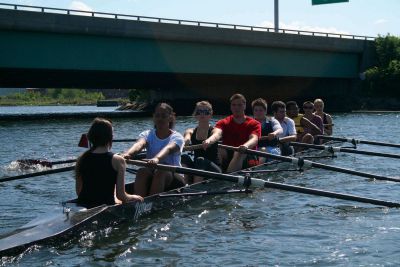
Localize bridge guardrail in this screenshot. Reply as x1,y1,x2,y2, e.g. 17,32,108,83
0,2,376,41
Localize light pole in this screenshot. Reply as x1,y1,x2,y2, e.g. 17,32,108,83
274,0,279,32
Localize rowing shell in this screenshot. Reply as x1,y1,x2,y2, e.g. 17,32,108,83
0,143,336,256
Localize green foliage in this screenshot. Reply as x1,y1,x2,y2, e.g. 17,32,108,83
0,89,104,106
363,35,400,97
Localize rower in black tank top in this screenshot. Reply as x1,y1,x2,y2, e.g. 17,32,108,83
77,152,117,208
191,126,219,165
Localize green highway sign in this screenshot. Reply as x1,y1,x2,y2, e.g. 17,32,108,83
312,0,349,5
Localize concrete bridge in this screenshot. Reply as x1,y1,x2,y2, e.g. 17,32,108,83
0,3,376,111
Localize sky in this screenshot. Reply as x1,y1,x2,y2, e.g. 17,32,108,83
0,0,399,37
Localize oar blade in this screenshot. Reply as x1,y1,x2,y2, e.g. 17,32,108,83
16,159,53,168
78,134,89,148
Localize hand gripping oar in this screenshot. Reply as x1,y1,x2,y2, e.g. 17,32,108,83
0,166,75,183
219,145,400,183
289,142,400,159
316,135,400,149
126,160,400,208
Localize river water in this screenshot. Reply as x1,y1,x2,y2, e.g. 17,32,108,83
1,106,400,266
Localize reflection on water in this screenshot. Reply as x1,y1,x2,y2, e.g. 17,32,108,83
0,110,400,265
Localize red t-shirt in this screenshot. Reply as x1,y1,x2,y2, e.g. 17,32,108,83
215,115,261,147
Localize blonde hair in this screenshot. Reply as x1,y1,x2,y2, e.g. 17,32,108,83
314,99,324,106
193,101,213,116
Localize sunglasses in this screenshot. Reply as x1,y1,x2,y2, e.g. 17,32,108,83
195,109,211,115
303,106,314,110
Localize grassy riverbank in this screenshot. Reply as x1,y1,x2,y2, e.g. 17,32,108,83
0,89,107,106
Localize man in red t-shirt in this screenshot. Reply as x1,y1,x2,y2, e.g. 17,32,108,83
213,94,261,173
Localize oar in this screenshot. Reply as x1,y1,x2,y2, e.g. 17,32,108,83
113,138,137,143
126,160,400,208
316,135,400,149
289,142,400,159
0,166,75,183
183,144,205,151
78,134,137,148
16,158,77,168
219,145,400,183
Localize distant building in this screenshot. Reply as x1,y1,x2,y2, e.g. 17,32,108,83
26,88,46,93
0,88,25,96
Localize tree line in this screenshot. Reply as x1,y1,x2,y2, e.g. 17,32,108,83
363,35,400,97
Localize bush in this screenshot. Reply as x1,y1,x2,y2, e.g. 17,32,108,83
363,35,400,98
0,89,104,105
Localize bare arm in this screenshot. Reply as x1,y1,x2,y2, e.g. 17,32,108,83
300,117,322,135
202,127,222,149
278,135,297,143
183,128,194,146
324,114,333,135
147,142,180,165
123,138,147,159
112,154,143,203
75,175,82,196
242,134,259,150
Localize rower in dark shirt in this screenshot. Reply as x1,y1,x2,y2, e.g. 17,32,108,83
75,118,143,208
182,101,222,183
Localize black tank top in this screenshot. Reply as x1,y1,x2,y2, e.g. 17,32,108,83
191,126,219,165
77,152,117,208
259,119,279,147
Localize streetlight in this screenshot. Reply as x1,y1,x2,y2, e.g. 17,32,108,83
274,0,279,32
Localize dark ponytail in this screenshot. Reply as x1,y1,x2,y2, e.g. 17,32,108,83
75,118,113,179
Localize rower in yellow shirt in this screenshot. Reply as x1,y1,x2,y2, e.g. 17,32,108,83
286,101,323,145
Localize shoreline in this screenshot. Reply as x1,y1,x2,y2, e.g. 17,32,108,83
0,111,150,121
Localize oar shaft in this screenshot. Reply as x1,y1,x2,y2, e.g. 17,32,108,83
48,159,77,165
126,159,240,182
290,142,400,159
263,181,400,208
219,144,293,163
316,136,400,148
0,166,75,183
126,160,400,208
309,161,400,182
113,139,137,143
219,144,400,183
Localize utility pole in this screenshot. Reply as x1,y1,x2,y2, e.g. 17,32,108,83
274,0,279,32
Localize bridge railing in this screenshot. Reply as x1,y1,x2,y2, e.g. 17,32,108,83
0,2,376,41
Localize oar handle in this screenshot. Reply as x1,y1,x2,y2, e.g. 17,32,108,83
183,144,204,151
113,138,137,143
